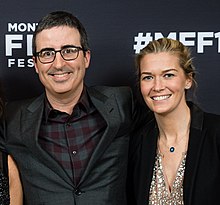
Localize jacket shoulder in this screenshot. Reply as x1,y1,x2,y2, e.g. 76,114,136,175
89,85,132,95
203,112,220,128
88,85,133,102
5,95,43,119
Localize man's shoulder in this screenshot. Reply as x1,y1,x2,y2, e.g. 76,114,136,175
6,94,44,116
7,95,43,107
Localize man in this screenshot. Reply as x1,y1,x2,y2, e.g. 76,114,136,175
2,11,134,204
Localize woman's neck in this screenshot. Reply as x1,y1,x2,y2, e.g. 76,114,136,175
155,104,191,142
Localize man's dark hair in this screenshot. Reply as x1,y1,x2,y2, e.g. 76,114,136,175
32,11,89,55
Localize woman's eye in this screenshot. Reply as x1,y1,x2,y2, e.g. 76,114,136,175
164,73,174,78
142,76,153,81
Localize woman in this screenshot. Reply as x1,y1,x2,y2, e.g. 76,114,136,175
0,87,23,205
127,38,220,204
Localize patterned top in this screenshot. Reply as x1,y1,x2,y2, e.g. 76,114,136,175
149,152,187,205
0,152,10,205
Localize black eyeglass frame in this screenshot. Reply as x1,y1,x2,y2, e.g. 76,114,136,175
34,45,85,64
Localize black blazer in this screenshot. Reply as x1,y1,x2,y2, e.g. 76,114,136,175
1,86,134,205
127,102,220,205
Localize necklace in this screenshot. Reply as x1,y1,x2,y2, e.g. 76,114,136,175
158,116,191,153
159,131,189,153
169,146,175,153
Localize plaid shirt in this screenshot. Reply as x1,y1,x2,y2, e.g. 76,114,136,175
38,88,106,185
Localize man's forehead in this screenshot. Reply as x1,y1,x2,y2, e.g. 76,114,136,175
35,26,81,46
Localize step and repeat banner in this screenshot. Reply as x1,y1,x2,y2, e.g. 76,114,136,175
0,0,220,113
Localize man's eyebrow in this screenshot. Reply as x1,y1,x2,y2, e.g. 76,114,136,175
38,47,54,52
61,45,78,49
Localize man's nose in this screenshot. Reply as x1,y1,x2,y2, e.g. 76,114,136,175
53,52,66,68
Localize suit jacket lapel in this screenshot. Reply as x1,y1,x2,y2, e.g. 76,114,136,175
79,87,122,184
20,94,44,151
21,94,73,186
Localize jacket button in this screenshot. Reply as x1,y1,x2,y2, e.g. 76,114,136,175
75,189,82,196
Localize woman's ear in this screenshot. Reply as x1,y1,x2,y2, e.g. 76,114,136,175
185,73,193,89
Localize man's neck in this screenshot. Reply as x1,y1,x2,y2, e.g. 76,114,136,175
46,87,83,115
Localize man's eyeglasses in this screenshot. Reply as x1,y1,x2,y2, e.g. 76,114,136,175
35,46,85,64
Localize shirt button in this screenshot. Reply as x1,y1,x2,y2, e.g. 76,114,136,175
66,123,71,127
72,150,77,155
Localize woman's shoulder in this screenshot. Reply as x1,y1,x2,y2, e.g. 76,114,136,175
203,112,220,128
189,102,220,128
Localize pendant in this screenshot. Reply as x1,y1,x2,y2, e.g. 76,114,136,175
170,147,175,152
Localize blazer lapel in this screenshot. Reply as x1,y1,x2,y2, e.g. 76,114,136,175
140,123,158,204
183,128,206,204
21,95,73,186
183,103,206,205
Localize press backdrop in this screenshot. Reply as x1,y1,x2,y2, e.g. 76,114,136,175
1,0,220,113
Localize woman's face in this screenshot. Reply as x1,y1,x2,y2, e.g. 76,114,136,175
140,52,192,116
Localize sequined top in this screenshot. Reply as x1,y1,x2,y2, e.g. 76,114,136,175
0,152,10,205
149,152,187,205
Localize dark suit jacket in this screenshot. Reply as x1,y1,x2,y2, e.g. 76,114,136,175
1,86,134,205
127,102,220,205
